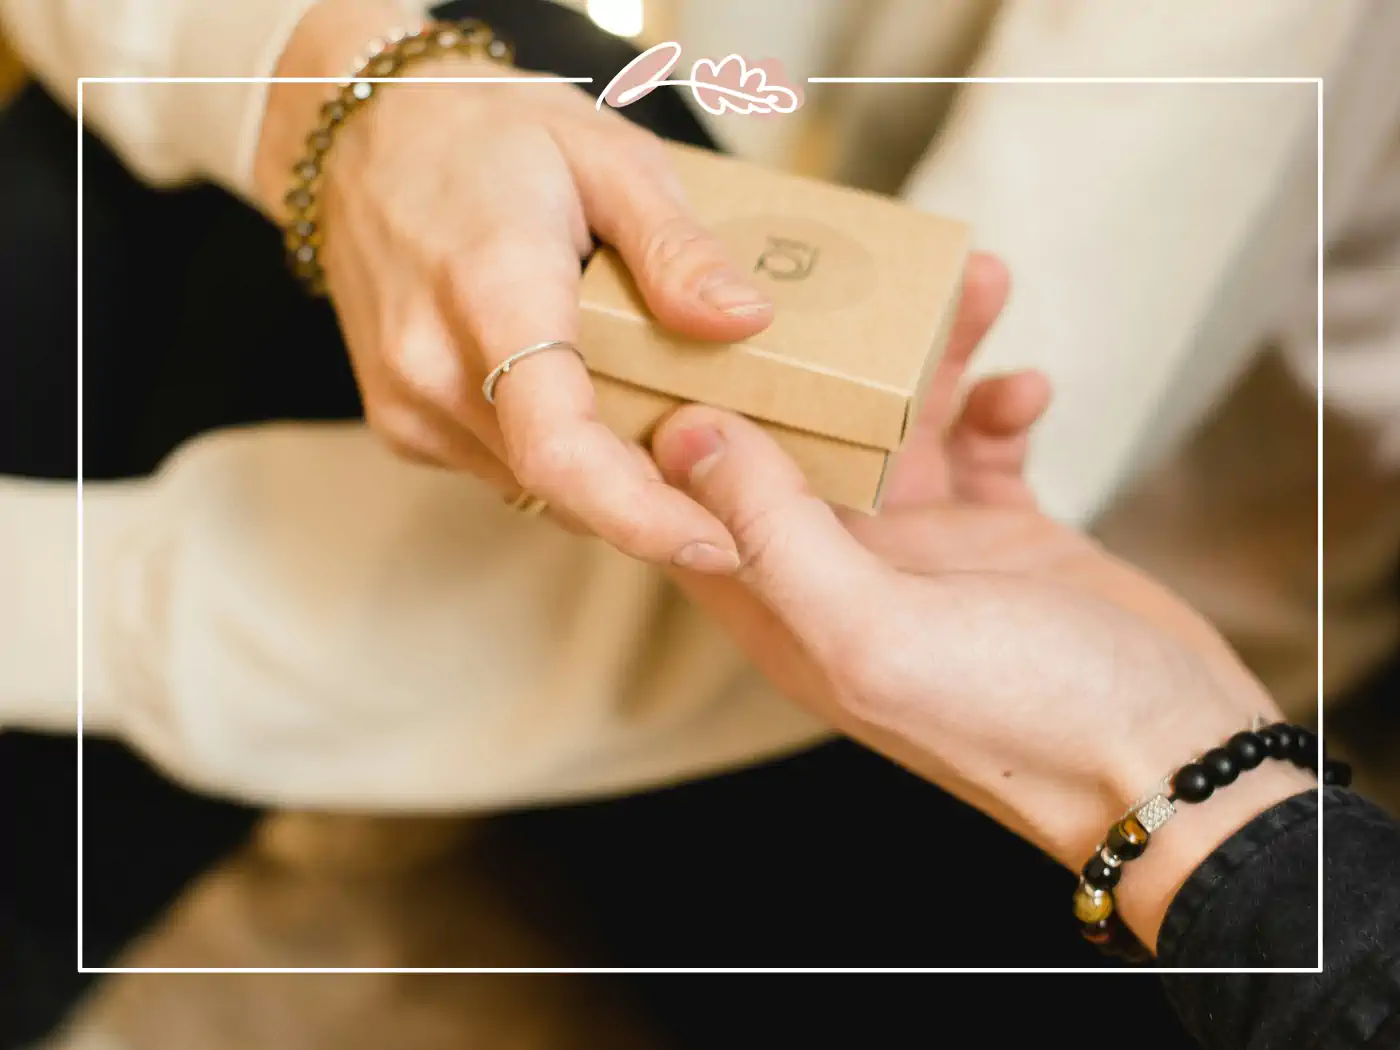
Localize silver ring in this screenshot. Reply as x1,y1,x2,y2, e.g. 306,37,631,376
482,340,585,405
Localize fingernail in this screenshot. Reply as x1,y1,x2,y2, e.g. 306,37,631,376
663,425,724,484
672,541,742,574
698,268,771,316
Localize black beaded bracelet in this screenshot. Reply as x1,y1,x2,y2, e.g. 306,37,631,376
1074,720,1350,963
281,20,514,295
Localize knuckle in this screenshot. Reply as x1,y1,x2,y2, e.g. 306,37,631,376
731,499,808,589
640,214,716,278
731,504,787,579
380,335,420,385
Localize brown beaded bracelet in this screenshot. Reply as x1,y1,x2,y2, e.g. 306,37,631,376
1074,720,1350,963
281,19,514,295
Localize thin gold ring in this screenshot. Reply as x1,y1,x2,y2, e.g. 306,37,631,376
506,490,548,517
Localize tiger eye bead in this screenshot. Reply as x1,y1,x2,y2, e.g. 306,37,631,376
1107,816,1149,860
1081,918,1115,947
1072,883,1114,924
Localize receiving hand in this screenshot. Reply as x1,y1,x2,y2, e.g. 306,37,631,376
653,257,1310,948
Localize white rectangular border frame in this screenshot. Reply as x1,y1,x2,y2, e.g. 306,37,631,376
75,73,1325,975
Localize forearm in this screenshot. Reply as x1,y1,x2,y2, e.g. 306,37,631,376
0,477,130,736
0,0,423,199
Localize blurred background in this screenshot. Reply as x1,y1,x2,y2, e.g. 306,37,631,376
3,1,1398,1049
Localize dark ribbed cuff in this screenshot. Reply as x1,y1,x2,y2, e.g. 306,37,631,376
1160,787,1400,1050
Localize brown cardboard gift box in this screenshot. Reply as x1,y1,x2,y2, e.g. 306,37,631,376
579,142,971,512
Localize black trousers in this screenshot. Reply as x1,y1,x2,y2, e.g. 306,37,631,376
0,1,1195,1046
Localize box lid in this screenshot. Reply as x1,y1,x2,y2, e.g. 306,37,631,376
578,143,970,452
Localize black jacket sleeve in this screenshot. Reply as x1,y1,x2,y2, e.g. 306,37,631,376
1159,788,1400,1049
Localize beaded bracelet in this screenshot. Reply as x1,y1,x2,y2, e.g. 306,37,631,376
281,20,514,295
1073,720,1351,963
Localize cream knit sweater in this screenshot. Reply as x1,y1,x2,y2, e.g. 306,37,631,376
0,0,1395,809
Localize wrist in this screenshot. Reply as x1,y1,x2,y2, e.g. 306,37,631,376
1020,659,1272,872
1019,655,1318,955
251,0,428,217
1110,761,1315,953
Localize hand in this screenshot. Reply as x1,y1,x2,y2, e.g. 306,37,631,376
652,277,1313,949
253,0,771,572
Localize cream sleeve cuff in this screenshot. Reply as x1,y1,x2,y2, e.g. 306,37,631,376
0,0,422,199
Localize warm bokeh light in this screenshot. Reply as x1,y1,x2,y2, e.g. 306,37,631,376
586,0,645,39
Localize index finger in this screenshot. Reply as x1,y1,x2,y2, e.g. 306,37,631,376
443,226,741,572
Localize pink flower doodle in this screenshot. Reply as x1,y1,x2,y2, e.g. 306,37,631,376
598,42,804,117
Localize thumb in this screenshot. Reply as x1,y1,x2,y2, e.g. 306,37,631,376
652,405,893,639
566,135,773,340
